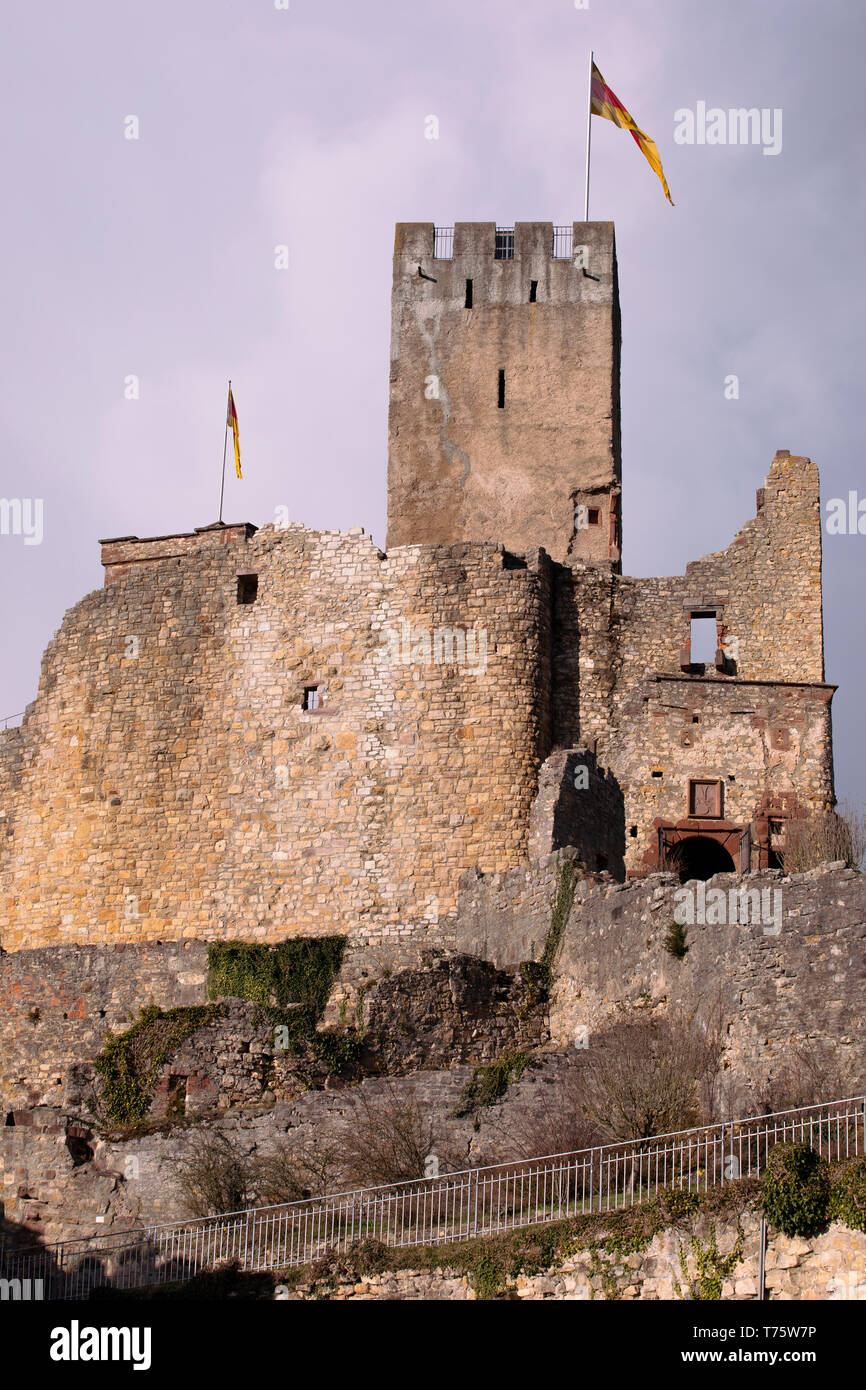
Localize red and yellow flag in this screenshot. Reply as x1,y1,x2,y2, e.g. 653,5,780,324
590,61,674,205
227,386,242,479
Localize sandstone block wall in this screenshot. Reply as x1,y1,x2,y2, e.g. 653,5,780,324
386,221,621,565
552,453,833,875
0,527,553,951
0,451,835,947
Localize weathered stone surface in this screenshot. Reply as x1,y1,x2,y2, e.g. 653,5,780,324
386,221,621,567
283,1216,866,1302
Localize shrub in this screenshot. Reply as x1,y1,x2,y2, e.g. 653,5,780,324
254,1139,342,1205
756,1041,861,1117
780,802,865,873
760,1142,830,1237
334,1084,452,1188
829,1158,866,1232
174,1129,254,1217
484,1062,601,1162
580,1015,724,1142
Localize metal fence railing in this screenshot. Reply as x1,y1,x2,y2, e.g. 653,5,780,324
0,711,24,731
2,1095,864,1301
433,226,454,259
553,225,574,258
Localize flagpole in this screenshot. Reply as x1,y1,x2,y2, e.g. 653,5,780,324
217,379,231,524
584,49,593,222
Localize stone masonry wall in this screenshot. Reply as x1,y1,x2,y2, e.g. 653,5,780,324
283,1214,866,1301
455,857,866,1104
551,453,833,876
387,221,621,566
0,526,552,952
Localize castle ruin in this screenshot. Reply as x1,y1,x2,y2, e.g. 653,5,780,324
0,221,835,955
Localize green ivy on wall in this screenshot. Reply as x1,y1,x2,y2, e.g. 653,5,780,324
94,1004,217,1127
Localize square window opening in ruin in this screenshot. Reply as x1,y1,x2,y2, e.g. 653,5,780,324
689,613,717,664
692,714,701,724
498,369,506,408
629,825,638,838
529,280,538,302
689,779,723,818
587,507,601,526
465,278,473,308
237,574,258,605
651,769,663,779
303,686,320,711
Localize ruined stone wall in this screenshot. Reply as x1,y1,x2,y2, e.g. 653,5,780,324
0,526,552,952
386,221,621,565
528,749,625,875
0,941,210,1113
547,453,833,875
610,452,825,693
613,677,834,874
4,862,860,1127
454,857,866,1102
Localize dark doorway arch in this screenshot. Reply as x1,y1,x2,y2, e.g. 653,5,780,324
669,835,736,883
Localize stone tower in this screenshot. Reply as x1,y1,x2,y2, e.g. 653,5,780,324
386,221,622,566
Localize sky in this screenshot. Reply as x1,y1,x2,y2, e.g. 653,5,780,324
1,0,864,804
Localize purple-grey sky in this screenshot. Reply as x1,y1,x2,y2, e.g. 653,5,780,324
1,0,863,804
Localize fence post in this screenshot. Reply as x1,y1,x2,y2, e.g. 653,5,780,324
471,1169,480,1237
757,1217,767,1300
243,1211,255,1271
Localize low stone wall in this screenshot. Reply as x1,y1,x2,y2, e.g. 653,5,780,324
283,1215,866,1301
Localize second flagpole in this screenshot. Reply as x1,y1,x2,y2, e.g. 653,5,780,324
217,379,231,525
584,49,593,222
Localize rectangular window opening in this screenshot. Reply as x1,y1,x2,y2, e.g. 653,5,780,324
303,686,320,711
433,226,454,260
166,1076,187,1117
587,507,601,526
497,369,505,408
529,280,538,303
494,228,515,260
464,278,473,308
237,574,258,605
689,613,717,664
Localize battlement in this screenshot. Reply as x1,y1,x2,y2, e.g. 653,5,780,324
393,221,617,303
100,522,257,585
